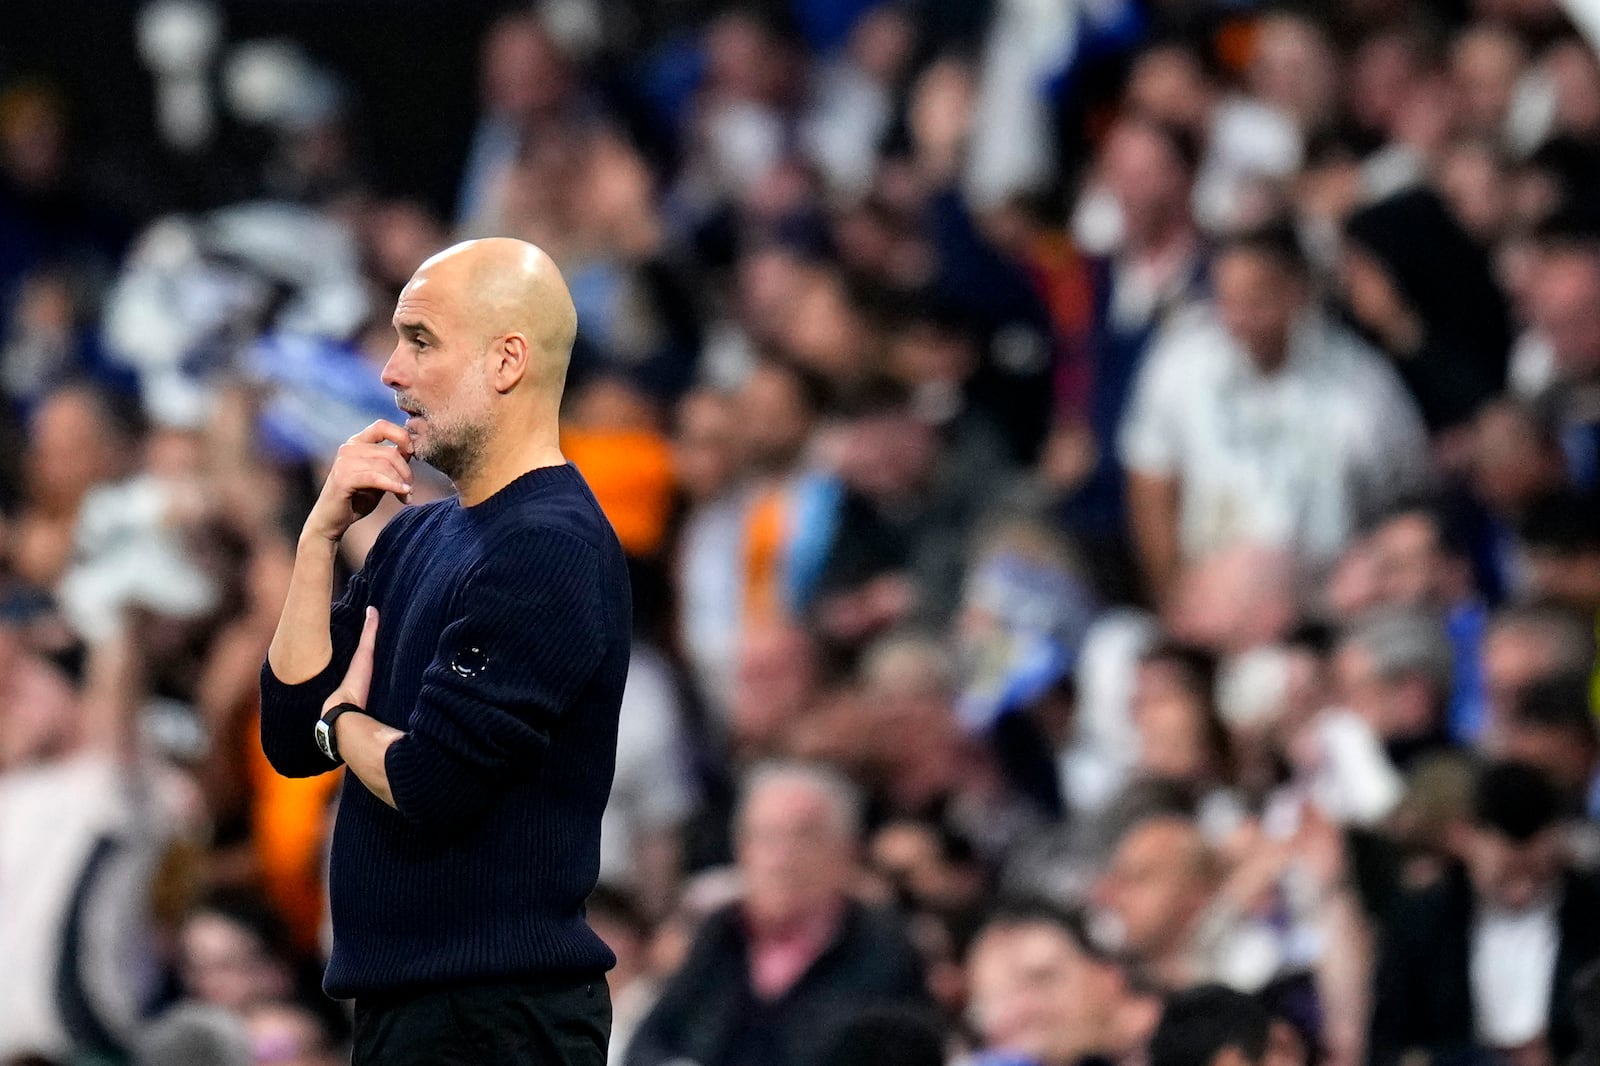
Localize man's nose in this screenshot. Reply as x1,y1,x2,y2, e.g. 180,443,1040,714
381,348,406,390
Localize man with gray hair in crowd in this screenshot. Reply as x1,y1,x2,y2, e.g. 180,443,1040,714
626,761,927,1066
1335,607,1458,774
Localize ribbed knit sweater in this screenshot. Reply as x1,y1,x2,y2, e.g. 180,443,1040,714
259,463,631,999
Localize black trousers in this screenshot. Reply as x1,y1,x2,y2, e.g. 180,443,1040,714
352,977,611,1065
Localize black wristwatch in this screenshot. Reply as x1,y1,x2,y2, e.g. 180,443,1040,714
316,702,362,764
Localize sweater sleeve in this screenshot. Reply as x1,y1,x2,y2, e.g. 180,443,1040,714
258,564,374,778
383,528,608,833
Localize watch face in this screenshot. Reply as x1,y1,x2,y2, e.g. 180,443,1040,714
315,720,335,761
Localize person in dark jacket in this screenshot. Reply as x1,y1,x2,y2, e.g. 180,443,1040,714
1341,188,1512,435
1370,762,1600,1066
626,762,927,1066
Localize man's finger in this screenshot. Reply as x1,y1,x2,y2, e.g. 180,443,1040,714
340,606,381,707
350,420,411,449
339,460,412,496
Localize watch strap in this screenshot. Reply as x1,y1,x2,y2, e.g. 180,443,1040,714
317,702,362,764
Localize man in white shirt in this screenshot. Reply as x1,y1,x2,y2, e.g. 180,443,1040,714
1120,224,1429,601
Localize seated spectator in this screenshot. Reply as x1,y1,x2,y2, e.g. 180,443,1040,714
1355,502,1489,744
1091,813,1224,990
1120,224,1429,601
1333,608,1458,775
964,899,1159,1066
1371,762,1600,1066
626,762,927,1066
176,890,298,1016
1464,399,1570,596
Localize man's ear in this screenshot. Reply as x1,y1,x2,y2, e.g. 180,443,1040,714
492,333,531,393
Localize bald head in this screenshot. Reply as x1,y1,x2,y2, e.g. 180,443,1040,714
384,239,578,492
410,238,577,378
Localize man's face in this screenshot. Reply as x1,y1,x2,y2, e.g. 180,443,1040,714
672,391,740,503
384,271,496,482
736,364,813,474
178,914,290,1014
1096,819,1213,962
1482,627,1559,741
966,923,1120,1065
1531,253,1600,380
1102,123,1190,241
1213,250,1305,370
1465,826,1563,912
737,778,854,926
1369,514,1451,608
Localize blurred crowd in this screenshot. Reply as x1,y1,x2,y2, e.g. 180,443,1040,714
3,0,1600,1064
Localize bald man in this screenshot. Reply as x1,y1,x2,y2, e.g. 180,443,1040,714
260,239,630,1064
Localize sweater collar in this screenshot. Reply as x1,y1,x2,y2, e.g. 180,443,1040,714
456,462,577,517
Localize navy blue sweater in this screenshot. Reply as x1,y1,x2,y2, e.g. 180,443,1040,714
259,463,631,999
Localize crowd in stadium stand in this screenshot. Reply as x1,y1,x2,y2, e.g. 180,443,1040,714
2,0,1600,1064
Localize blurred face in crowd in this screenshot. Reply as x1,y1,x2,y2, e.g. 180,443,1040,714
870,820,982,914
782,270,870,384
1249,14,1339,131
481,14,569,118
1339,245,1413,348
730,624,817,757
244,1003,339,1066
1212,248,1306,372
736,362,815,475
1482,619,1581,741
1348,32,1425,135
1096,817,1216,964
1469,402,1564,513
1437,139,1510,243
1101,120,1192,250
966,920,1124,1066
1133,661,1217,784
838,408,937,503
1335,642,1439,742
25,388,125,514
1530,249,1600,380
179,911,293,1014
0,634,77,770
1125,46,1211,133
364,200,447,293
1452,26,1526,136
1367,512,1463,609
737,773,857,928
1545,40,1600,139
673,389,741,503
1464,825,1564,912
